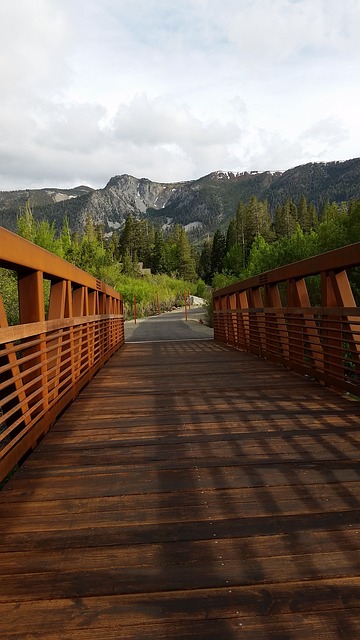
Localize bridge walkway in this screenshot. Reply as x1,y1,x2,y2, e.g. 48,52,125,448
1,339,360,639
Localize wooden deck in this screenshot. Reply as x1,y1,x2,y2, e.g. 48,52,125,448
1,339,360,639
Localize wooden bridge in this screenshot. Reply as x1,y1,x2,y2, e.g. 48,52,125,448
1,227,360,639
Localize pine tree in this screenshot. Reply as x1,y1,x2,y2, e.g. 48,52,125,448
59,217,72,258
132,251,142,277
298,196,310,232
198,238,213,284
76,215,106,274
211,229,226,276
223,244,244,278
119,214,135,258
274,200,297,238
245,196,272,245
176,228,197,281
121,248,134,275
152,229,166,274
226,218,237,253
235,201,247,258
321,201,340,223
308,203,319,229
17,200,36,242
106,230,120,262
34,219,60,254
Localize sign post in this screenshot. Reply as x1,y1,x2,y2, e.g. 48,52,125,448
184,291,188,322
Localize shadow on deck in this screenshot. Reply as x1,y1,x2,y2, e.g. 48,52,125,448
1,339,360,639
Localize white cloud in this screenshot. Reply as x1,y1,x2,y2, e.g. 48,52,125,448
112,95,241,146
0,0,360,189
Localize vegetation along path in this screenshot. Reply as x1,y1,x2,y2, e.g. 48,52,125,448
1,338,360,638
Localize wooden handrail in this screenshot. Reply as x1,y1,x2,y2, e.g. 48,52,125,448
213,242,360,395
0,228,124,482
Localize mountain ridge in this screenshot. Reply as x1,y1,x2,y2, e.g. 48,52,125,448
1,158,360,238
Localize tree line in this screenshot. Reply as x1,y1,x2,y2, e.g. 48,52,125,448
16,202,198,284
2,193,360,325
0,203,201,324
14,195,360,288
198,195,360,289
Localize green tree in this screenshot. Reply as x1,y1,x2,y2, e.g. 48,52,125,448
34,219,61,254
297,196,310,232
308,203,319,229
210,229,226,276
119,215,135,259
274,199,297,238
121,248,135,275
198,238,212,284
245,234,272,277
246,197,271,240
235,201,247,261
320,201,341,223
74,215,107,274
17,200,36,242
176,227,197,281
152,228,166,274
0,269,19,325
59,217,72,258
226,218,237,253
223,243,244,278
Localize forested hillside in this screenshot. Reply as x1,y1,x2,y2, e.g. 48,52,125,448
1,158,360,239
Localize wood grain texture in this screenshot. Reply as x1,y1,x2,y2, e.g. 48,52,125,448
1,339,360,639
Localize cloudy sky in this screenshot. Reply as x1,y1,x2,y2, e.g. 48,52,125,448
1,0,359,190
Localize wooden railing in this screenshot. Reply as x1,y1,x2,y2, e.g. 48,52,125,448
0,227,124,482
213,242,360,396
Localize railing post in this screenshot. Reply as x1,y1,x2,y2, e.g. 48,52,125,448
294,278,324,373
18,270,48,412
238,291,249,350
229,293,237,347
286,278,303,370
264,283,288,361
326,269,360,383
248,287,264,355
220,296,228,342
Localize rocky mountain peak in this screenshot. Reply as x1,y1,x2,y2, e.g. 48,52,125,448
1,158,360,239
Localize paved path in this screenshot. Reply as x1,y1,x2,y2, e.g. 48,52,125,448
125,307,214,342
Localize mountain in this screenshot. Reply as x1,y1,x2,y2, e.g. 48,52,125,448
0,185,94,232
1,158,360,238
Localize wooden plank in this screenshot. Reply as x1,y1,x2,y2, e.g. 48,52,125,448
1,486,360,532
22,430,360,460
0,339,360,638
1,549,360,602
1,577,360,621
1,527,360,575
1,592,360,638
2,461,360,502
1,481,360,517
